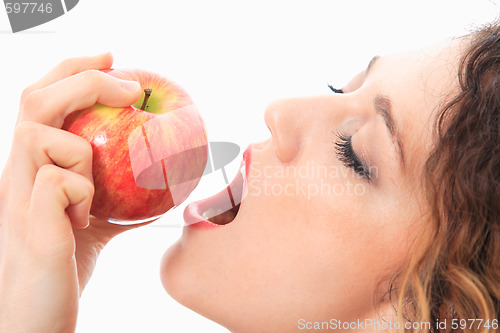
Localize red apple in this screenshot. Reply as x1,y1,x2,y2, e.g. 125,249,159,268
62,69,208,222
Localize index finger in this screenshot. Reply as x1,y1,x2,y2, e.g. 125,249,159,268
18,70,142,127
22,52,114,97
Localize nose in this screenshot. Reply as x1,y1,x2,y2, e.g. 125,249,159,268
264,99,302,163
264,96,349,163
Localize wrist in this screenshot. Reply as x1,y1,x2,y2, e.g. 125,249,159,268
0,256,79,333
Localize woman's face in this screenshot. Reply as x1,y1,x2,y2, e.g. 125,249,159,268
160,40,463,332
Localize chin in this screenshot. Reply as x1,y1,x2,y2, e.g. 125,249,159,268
160,228,233,306
160,241,236,331
160,239,184,302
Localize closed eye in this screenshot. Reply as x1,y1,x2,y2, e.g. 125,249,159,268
333,131,372,182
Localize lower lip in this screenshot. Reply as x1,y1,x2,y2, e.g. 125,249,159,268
183,145,252,229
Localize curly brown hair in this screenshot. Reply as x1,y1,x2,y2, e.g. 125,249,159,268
397,19,500,333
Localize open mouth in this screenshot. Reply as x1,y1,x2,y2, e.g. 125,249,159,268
183,147,250,228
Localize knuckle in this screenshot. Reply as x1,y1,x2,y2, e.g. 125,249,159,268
75,133,92,151
36,164,64,187
58,57,83,74
80,139,93,162
58,57,74,69
77,69,106,95
20,85,35,102
55,55,103,81
14,121,41,147
70,172,94,199
20,89,44,115
85,177,95,197
73,136,93,169
81,69,104,83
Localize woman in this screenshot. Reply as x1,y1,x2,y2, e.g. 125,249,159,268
0,18,498,333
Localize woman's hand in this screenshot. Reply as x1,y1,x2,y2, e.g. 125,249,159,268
0,53,148,332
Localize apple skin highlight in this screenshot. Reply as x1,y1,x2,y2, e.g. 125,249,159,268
63,69,208,222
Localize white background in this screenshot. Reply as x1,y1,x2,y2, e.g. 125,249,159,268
0,1,497,332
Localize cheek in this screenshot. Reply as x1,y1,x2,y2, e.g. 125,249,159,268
299,172,414,283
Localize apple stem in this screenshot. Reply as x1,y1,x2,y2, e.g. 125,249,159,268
140,88,153,110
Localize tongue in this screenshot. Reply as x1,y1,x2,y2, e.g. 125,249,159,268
208,210,236,225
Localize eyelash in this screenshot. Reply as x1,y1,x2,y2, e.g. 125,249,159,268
328,84,344,94
333,132,371,181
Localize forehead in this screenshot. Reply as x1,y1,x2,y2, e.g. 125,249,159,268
368,39,464,180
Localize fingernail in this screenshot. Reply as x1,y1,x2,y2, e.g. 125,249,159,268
120,80,141,92
82,220,90,229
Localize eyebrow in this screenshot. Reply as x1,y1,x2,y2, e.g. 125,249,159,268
373,94,405,168
363,55,405,168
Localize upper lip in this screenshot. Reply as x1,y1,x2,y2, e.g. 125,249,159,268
183,145,251,228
